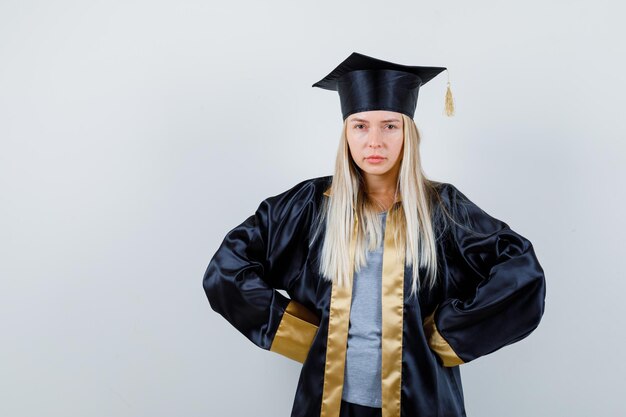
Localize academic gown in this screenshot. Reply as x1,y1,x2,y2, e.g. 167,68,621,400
202,175,546,417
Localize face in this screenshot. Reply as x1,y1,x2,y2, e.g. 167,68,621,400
345,110,404,179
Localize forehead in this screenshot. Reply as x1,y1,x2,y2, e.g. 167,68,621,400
347,110,403,123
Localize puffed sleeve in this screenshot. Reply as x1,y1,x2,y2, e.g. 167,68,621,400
202,181,321,363
423,183,546,366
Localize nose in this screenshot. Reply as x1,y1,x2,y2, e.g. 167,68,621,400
368,128,383,147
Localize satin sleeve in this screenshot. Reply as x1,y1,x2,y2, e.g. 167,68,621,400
202,183,320,363
423,183,546,366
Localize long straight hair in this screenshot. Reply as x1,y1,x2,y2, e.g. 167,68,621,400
310,114,443,300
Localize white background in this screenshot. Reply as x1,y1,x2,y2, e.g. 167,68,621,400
1,1,624,416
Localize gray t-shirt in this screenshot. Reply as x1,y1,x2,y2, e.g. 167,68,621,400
341,211,386,408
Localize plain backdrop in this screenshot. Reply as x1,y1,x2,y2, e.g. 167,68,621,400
1,1,624,416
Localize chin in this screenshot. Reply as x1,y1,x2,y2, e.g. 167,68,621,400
362,166,392,175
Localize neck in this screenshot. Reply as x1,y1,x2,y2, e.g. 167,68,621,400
363,171,400,213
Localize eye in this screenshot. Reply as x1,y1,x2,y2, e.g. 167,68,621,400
354,124,365,129
386,124,398,130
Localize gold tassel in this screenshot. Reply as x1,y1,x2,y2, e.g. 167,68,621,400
444,69,455,117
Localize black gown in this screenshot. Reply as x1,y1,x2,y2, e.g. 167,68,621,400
202,175,546,417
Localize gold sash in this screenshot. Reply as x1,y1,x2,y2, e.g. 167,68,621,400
319,198,405,417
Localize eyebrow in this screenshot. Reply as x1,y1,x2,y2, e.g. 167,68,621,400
349,118,401,123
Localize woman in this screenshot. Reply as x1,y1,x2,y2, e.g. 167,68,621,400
202,52,546,417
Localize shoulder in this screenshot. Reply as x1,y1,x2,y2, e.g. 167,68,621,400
264,175,332,203
432,181,510,236
430,180,488,212
429,180,464,203
430,180,512,237
257,175,332,218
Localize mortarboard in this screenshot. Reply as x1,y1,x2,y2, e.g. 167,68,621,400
312,51,454,120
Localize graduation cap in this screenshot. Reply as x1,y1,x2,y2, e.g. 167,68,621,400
312,51,455,120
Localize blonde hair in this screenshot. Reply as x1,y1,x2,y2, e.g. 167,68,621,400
311,114,443,300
